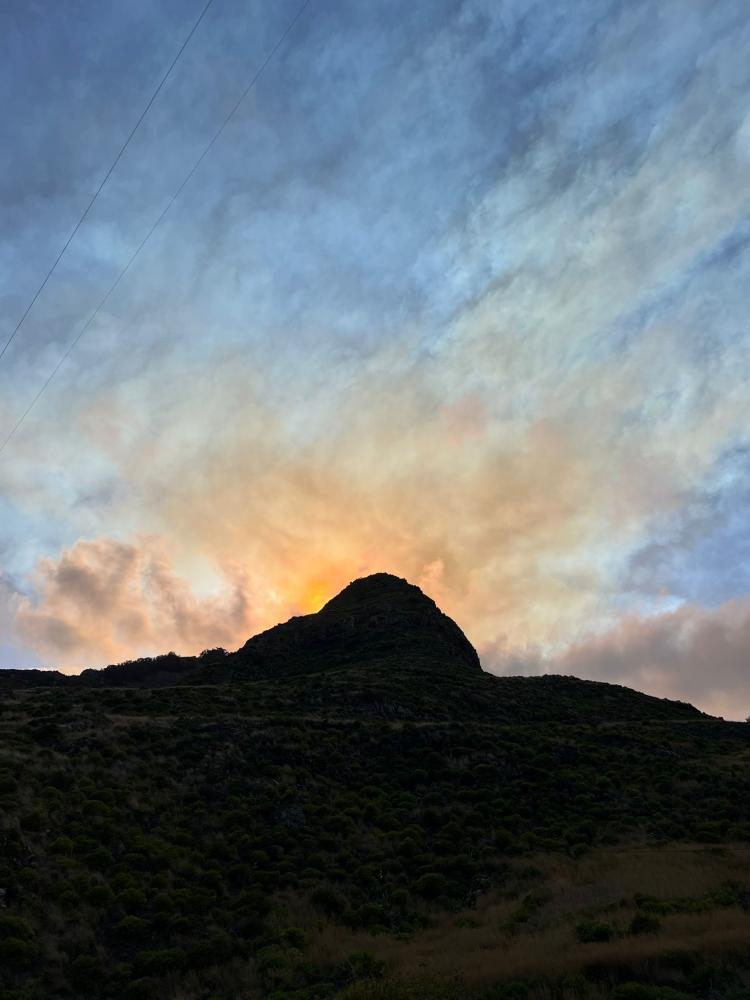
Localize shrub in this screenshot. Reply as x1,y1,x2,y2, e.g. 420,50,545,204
280,927,309,950
133,948,186,976
255,943,302,988
391,888,410,909
19,811,42,831
117,887,147,912
255,945,288,975
414,873,448,900
199,647,228,660
614,986,693,1000
87,883,114,906
115,916,151,939
185,934,232,969
348,903,390,930
50,836,74,855
0,936,39,969
339,974,464,999
69,954,104,987
485,985,530,1000
629,913,661,935
0,916,33,940
343,952,387,981
310,886,346,916
575,920,614,943
122,978,155,1000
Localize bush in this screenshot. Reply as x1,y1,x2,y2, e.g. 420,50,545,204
614,986,693,1000
255,943,303,988
485,985,530,1000
115,916,151,939
185,934,232,969
19,812,42,831
629,913,661,935
50,836,74,855
122,978,155,1000
575,920,614,943
339,974,464,999
0,936,39,969
255,945,288,975
69,954,104,988
280,927,309,950
0,916,33,940
117,887,147,911
87,883,114,906
348,902,390,931
133,948,186,976
343,951,387,981
414,873,448,900
310,886,346,916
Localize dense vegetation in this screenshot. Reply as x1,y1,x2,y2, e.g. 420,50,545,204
1,577,748,998
1,681,749,999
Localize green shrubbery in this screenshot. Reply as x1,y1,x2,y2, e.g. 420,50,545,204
575,920,615,943
0,682,748,999
628,914,661,935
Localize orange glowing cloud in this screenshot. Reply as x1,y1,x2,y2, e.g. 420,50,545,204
8,293,749,681
7,348,684,669
12,537,254,671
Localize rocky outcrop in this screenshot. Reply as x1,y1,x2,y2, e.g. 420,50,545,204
198,573,481,681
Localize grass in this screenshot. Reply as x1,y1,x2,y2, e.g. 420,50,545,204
305,845,750,986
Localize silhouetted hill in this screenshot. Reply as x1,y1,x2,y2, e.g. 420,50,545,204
0,573,705,723
2,576,747,1000
198,572,482,683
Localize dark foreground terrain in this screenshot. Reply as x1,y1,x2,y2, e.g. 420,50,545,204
1,575,749,1000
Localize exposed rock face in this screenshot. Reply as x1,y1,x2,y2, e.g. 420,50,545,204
202,573,481,681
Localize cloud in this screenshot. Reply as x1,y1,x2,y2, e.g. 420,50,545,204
3,350,629,667
535,597,750,721
13,537,253,670
7,269,748,672
2,0,750,706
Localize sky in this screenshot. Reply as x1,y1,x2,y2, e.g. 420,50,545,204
1,0,749,718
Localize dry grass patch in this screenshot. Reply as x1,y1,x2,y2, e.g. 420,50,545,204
311,906,750,985
306,845,750,986
528,844,749,924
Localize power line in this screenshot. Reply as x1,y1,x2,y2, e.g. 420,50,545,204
0,0,312,456
0,0,216,364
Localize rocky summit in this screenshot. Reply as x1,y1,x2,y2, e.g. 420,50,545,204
207,573,482,682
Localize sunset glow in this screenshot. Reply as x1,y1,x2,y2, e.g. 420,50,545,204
1,0,749,719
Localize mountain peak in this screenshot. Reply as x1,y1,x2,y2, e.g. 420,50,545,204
320,572,437,615
225,572,482,679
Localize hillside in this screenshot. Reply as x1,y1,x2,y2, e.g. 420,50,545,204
1,575,748,1000
0,574,704,725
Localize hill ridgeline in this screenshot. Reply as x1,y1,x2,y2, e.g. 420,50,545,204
0,572,704,723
